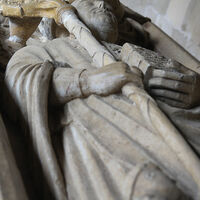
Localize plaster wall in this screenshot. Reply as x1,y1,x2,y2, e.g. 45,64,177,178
121,0,200,61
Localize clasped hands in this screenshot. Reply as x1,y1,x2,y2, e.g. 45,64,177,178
79,60,200,110
53,60,200,109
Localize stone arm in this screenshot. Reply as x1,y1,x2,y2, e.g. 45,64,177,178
5,45,136,107
50,61,136,105
118,17,150,48
122,4,151,25
4,45,85,103
118,5,150,47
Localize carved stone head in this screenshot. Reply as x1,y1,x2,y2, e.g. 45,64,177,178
72,0,124,43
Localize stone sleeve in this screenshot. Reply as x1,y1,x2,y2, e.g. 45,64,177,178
5,45,86,109
50,67,86,105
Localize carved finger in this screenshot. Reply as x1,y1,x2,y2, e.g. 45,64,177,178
126,18,147,36
156,97,190,109
152,69,193,83
176,63,197,75
148,78,191,93
166,60,197,76
150,89,189,104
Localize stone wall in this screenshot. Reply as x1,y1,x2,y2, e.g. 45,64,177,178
121,0,200,61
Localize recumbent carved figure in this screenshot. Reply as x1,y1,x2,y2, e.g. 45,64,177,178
1,0,200,200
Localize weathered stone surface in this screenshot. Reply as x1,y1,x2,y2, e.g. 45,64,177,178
121,42,169,74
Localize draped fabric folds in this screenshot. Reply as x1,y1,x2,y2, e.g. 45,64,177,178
5,53,67,200
4,38,200,200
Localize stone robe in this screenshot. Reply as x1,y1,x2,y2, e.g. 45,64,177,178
4,37,200,200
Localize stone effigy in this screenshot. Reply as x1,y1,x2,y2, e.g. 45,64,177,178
0,0,149,49
1,0,200,200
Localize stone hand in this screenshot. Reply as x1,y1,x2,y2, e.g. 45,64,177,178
80,62,142,97
118,17,149,47
123,7,151,25
144,61,200,109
